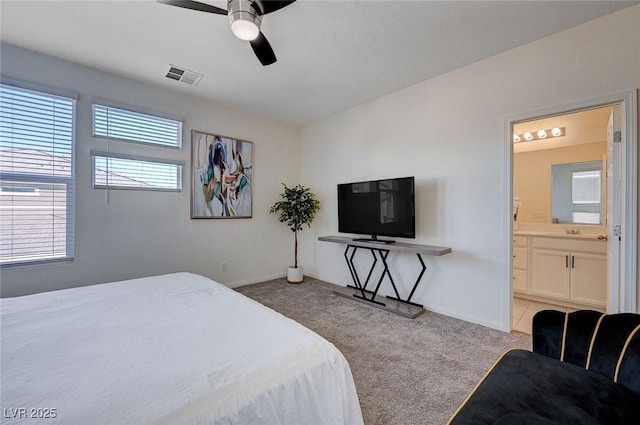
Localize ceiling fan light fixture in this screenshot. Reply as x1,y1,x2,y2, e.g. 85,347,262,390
229,0,261,41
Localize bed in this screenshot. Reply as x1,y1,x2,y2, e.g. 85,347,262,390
0,272,364,425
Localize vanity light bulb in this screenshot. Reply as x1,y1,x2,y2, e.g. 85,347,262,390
513,134,521,143
551,127,562,137
537,129,547,139
523,132,533,141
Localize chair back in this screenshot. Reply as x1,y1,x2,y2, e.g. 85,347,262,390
532,310,640,397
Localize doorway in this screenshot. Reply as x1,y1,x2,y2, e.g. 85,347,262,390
504,91,638,333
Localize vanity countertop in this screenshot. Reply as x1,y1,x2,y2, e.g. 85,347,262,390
514,230,607,241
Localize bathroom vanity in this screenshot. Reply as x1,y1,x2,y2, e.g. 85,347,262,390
513,230,607,311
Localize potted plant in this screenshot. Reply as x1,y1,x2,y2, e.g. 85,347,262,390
270,183,320,283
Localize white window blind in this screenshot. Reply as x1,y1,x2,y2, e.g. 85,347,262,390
92,103,182,148
91,151,182,191
572,170,601,204
572,212,601,225
0,82,75,267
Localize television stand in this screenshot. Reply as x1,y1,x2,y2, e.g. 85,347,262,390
352,237,395,244
318,236,452,318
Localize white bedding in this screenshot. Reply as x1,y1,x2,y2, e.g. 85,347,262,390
0,273,364,425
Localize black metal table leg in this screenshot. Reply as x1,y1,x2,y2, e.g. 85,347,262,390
342,244,430,309
361,249,378,293
384,253,426,308
344,246,367,299
345,245,385,305
375,249,401,300
405,254,427,307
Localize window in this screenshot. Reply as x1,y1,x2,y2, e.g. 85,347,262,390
0,82,76,267
572,170,601,204
91,102,183,192
92,103,182,148
551,161,602,225
571,170,601,224
91,151,182,191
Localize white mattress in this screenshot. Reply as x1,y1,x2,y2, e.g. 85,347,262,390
0,273,364,425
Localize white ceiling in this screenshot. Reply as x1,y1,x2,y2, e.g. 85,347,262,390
1,0,637,126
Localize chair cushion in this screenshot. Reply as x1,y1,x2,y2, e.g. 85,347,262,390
448,349,640,425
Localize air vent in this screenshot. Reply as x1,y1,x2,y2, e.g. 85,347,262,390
165,65,203,86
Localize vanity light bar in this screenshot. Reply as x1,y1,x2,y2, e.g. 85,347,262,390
513,127,565,143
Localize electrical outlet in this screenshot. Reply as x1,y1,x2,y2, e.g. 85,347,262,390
220,261,227,272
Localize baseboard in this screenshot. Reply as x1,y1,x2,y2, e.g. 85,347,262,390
421,304,507,332
226,272,286,289
306,272,508,332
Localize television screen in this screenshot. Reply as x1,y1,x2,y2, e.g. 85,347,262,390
338,176,415,241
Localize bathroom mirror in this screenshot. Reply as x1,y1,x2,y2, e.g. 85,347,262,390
551,160,603,225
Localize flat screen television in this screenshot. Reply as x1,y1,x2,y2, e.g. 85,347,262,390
338,176,415,243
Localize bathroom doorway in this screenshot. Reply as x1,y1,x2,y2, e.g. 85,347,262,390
505,91,638,333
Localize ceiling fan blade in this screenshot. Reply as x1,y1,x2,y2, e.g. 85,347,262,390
250,32,277,66
252,0,296,15
157,0,226,15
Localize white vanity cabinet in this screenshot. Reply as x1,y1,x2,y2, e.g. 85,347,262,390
512,236,528,293
513,233,607,310
530,237,606,308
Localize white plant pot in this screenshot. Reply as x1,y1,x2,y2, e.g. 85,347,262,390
287,266,304,284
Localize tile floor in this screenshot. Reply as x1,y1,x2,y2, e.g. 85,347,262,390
512,297,577,334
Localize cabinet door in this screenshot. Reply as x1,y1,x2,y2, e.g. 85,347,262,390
513,236,527,248
513,269,528,293
570,253,607,307
532,249,570,299
513,247,528,270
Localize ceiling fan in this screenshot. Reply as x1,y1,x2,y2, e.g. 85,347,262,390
158,0,296,66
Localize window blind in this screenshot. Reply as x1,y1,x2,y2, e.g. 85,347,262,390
572,212,601,225
91,151,183,191
572,170,601,204
92,103,182,148
0,83,75,267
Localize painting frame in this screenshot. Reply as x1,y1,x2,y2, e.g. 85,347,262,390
191,130,253,219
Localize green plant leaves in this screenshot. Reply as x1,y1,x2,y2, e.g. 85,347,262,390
269,183,320,232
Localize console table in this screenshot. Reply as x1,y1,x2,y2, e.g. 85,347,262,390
318,236,451,318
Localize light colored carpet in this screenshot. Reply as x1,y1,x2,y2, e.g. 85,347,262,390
236,277,531,425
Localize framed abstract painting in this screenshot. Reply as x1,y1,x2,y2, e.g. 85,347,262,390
191,130,253,218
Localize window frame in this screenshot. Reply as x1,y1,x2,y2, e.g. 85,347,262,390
90,150,184,192
0,78,77,268
91,100,183,149
551,160,603,225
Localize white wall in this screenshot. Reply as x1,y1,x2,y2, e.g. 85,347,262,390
0,43,300,297
300,5,640,330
